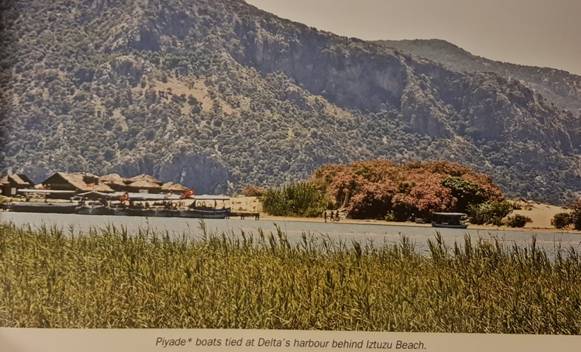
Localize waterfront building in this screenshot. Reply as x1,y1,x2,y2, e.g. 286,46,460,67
0,174,34,196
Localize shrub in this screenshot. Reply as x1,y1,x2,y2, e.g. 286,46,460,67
262,182,327,217
468,200,514,225
313,160,504,221
346,182,394,219
572,199,581,231
552,213,572,229
441,176,486,212
392,202,415,222
384,212,396,221
505,214,531,228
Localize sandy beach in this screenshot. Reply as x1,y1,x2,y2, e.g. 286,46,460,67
230,196,580,234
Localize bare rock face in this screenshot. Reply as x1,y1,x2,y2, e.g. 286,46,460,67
399,72,453,138
233,19,406,112
113,153,229,194
156,153,229,194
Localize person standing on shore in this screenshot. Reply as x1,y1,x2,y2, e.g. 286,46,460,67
323,210,328,223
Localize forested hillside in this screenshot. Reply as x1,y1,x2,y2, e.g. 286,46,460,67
0,0,579,202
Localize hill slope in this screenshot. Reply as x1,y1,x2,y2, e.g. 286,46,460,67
0,0,579,202
379,39,581,115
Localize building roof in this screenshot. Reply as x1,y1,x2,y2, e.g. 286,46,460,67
46,172,95,192
40,172,187,193
1,174,33,186
43,172,114,192
126,180,161,189
93,183,115,192
127,174,162,185
99,173,127,188
99,173,126,183
161,182,190,192
17,174,34,185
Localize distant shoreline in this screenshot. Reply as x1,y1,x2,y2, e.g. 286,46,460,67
3,196,578,234
260,214,581,235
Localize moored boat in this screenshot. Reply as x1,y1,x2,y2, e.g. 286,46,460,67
179,208,230,219
3,202,78,214
107,206,230,219
76,205,115,215
431,212,468,229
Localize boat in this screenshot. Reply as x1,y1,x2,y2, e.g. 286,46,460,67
75,201,115,215
109,206,230,219
431,212,468,229
2,202,78,214
2,194,232,219
179,208,230,219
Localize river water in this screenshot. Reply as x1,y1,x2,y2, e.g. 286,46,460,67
2,212,580,256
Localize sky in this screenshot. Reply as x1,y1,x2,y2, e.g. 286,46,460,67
246,0,581,75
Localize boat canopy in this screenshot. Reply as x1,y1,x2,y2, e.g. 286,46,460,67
75,192,230,201
193,195,230,201
432,212,467,217
77,191,180,201
118,192,181,201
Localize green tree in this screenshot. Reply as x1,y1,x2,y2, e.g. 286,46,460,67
262,182,327,217
551,213,572,229
468,201,514,226
442,176,486,212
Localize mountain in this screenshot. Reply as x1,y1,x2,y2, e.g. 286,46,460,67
0,0,579,203
378,39,581,114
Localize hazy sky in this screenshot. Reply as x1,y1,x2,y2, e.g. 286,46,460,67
246,0,581,75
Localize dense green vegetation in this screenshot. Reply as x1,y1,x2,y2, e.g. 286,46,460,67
262,182,327,217
467,200,515,226
551,200,581,230
505,214,532,228
1,224,581,332
0,0,578,202
552,213,573,229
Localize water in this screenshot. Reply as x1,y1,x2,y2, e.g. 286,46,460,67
2,212,581,256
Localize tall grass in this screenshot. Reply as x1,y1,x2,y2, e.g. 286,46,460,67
262,181,327,217
1,223,580,333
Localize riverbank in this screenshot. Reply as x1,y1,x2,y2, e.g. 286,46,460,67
258,215,581,235
2,197,577,234
231,197,578,233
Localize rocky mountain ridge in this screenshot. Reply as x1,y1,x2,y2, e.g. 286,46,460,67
0,0,579,203
379,39,581,114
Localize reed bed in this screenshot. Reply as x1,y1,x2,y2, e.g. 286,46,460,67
1,223,580,333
